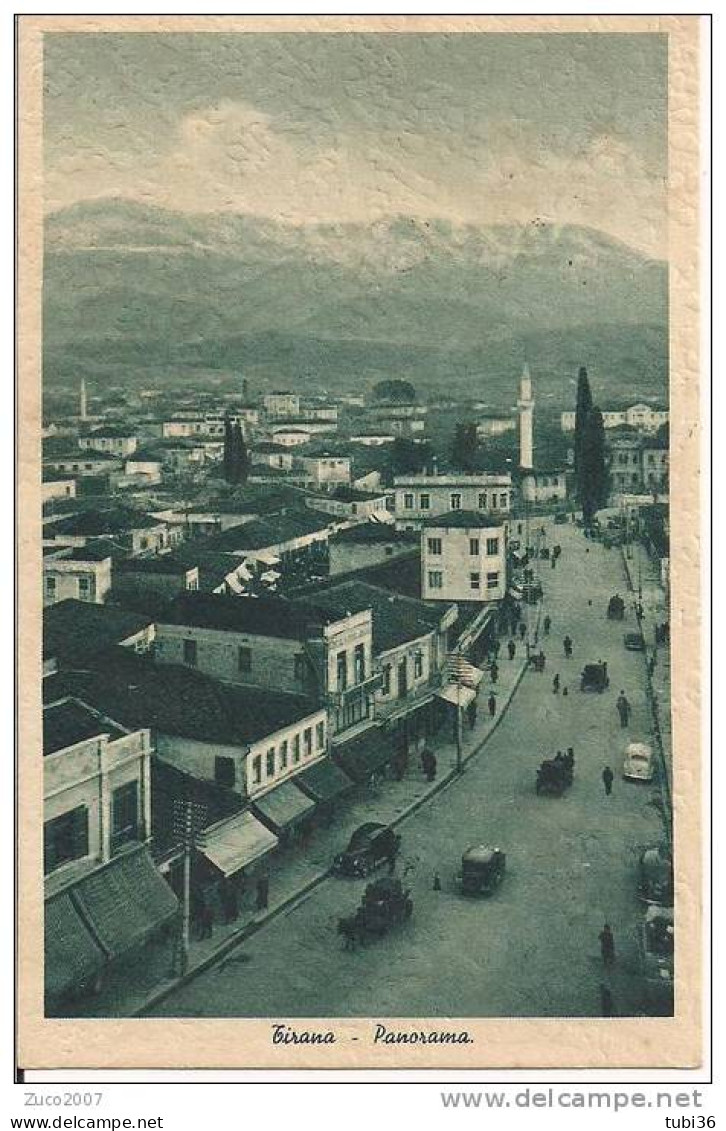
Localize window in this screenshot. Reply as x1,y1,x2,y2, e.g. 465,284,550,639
294,653,306,682
420,493,430,510
316,721,325,751
382,664,391,695
252,755,262,784
266,748,276,778
478,492,487,509
469,538,480,556
336,651,348,691
44,807,89,874
140,537,149,551
427,571,443,590
486,537,499,556
45,576,56,598
280,740,289,769
111,782,139,851
384,545,394,557
470,572,481,590
450,493,462,510
353,643,365,683
293,734,301,763
84,463,93,471
183,639,197,667
214,757,236,789
238,646,252,673
500,493,508,508
552,477,559,487
303,728,313,757
491,494,498,508
414,651,424,679
427,537,442,555
486,571,500,590
403,493,414,510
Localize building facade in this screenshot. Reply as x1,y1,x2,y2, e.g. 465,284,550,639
421,512,508,603
393,473,512,532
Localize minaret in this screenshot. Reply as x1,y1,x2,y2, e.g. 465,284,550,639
517,364,536,503
79,377,88,422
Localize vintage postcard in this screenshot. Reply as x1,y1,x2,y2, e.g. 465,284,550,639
17,15,704,1070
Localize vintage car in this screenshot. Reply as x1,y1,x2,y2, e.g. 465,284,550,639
639,905,674,991
623,742,655,782
536,755,573,797
337,877,413,945
457,846,506,896
554,512,569,525
637,844,674,905
580,661,610,692
624,631,646,651
332,822,401,878
607,594,626,620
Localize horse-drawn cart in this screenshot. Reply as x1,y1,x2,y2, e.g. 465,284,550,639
338,877,413,948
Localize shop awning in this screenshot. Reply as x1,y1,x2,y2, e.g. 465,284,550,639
444,657,485,689
333,725,395,783
72,845,179,960
295,757,355,803
45,890,107,1004
251,780,316,834
255,551,281,566
436,683,477,710
198,810,278,877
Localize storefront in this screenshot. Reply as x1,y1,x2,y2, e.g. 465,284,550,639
333,724,396,784
251,779,317,845
295,757,355,823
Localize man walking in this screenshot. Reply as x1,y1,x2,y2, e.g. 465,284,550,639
490,661,499,684
599,924,615,967
256,872,270,912
543,615,551,636
602,765,614,796
552,674,560,694
507,639,516,661
519,621,526,641
563,635,573,659
616,691,631,728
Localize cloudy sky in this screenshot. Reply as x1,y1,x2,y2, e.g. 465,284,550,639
44,32,668,257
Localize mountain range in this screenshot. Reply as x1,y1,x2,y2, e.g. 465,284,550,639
43,199,669,407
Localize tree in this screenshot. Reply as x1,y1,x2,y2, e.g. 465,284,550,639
580,406,608,525
222,412,234,483
223,415,249,485
372,379,416,404
391,437,429,475
574,366,593,482
234,421,250,485
451,421,479,471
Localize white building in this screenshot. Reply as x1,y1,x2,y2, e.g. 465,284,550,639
264,392,301,419
393,473,512,531
561,404,669,433
78,427,138,457
295,450,351,489
421,512,507,603
475,415,517,439
43,546,113,607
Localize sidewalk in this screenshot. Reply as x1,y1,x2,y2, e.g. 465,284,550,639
620,541,672,834
63,637,531,1018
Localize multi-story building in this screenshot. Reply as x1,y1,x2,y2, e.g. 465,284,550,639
78,426,138,457
475,414,517,438
421,512,508,604
640,439,669,492
43,544,113,607
294,450,351,490
328,524,418,577
393,473,513,532
608,435,647,495
561,403,669,433
42,695,175,1010
43,506,176,556
42,475,77,505
264,392,301,419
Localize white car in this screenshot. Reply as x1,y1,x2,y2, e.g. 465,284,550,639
623,742,655,782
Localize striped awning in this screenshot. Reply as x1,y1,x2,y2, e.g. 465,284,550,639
45,890,106,1005
295,758,355,803
436,683,476,709
252,780,315,834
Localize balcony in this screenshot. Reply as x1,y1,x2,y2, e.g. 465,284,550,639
328,671,383,708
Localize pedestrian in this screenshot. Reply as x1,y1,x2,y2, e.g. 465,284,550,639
616,691,631,728
551,556,556,569
490,661,499,684
599,924,615,967
602,765,614,796
543,615,551,636
563,635,573,658
488,693,496,718
467,700,478,730
648,654,657,678
507,639,516,661
600,984,614,1017
198,901,214,940
388,854,397,876
492,640,501,661
538,650,546,672
424,751,437,783
433,870,442,892
562,686,568,697
552,674,560,694
220,878,239,925
519,621,526,641
256,873,270,912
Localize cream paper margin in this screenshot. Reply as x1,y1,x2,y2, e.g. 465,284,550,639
16,13,702,1071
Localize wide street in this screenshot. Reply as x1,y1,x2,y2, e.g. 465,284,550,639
150,521,666,1019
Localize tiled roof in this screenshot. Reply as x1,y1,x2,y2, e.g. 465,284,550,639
43,697,126,756
201,509,334,554
43,599,152,665
293,581,447,654
162,592,337,639
44,507,166,538
45,649,321,746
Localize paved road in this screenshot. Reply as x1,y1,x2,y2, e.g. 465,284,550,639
150,521,665,1019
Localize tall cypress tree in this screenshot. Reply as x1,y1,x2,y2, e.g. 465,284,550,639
574,366,593,485
222,412,234,483
580,406,607,524
234,422,249,484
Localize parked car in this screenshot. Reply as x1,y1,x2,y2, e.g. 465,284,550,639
623,742,655,782
639,905,674,990
457,846,506,896
332,822,401,877
624,631,645,651
554,512,568,525
637,844,674,905
580,661,610,692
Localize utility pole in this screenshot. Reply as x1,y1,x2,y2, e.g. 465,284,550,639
172,799,206,976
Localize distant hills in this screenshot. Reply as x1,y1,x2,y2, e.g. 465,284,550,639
43,199,669,408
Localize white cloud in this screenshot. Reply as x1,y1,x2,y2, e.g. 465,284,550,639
45,99,666,258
